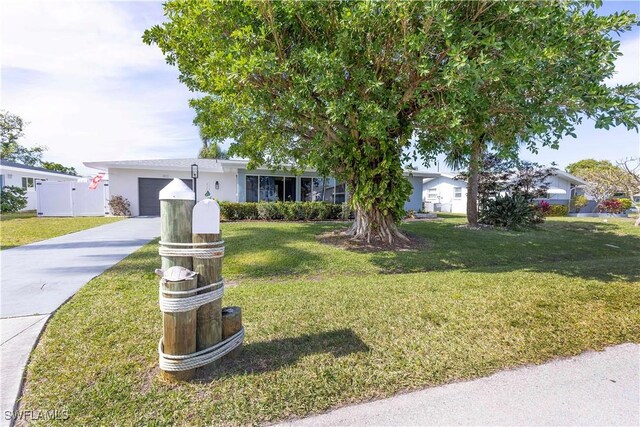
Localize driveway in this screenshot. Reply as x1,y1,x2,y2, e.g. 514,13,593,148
0,217,159,427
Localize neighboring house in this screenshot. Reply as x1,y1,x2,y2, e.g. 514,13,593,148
84,158,431,216
422,169,588,214
0,159,79,211
422,173,468,213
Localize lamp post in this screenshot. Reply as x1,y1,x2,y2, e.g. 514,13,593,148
191,163,199,202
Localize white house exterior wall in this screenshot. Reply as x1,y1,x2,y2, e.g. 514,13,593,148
108,168,238,216
422,177,468,213
0,165,79,210
545,175,573,201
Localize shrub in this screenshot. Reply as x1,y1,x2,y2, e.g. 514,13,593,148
0,186,27,213
616,198,633,211
480,194,541,228
598,199,625,214
219,202,258,220
536,200,552,216
339,202,353,220
218,201,350,221
571,194,588,212
547,204,569,217
108,195,131,216
257,202,285,220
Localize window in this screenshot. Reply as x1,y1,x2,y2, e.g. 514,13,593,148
427,189,438,199
246,175,296,202
334,182,346,204
301,177,313,201
284,177,296,201
453,187,462,199
259,176,284,201
246,176,259,202
21,177,35,190
247,174,342,202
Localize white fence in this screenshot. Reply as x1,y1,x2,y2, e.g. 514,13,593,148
36,181,109,217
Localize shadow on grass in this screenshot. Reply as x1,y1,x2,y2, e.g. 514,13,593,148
104,219,640,285
222,222,340,277
197,328,369,381
363,220,640,282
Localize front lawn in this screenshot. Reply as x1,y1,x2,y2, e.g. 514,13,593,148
20,217,640,425
0,212,123,249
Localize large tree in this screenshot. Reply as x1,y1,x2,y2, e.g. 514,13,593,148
144,1,640,241
566,159,618,177
41,161,78,176
1,110,46,166
415,2,640,226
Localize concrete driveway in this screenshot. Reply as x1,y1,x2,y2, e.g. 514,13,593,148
0,217,159,426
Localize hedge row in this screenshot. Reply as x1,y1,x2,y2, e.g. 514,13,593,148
219,201,352,221
546,204,569,217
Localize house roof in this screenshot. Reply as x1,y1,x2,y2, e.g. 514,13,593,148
84,158,230,172
421,168,588,186
84,157,436,177
550,168,588,185
0,159,78,177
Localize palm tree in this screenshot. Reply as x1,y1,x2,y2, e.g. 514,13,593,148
198,129,228,159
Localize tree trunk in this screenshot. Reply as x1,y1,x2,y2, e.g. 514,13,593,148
466,136,484,227
345,204,408,244
635,215,640,227
339,138,413,245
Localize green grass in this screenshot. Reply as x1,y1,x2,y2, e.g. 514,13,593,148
0,211,123,249
20,217,640,426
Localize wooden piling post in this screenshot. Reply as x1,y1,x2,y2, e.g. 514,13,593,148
159,271,198,381
192,199,223,371
193,232,223,364
159,179,196,381
222,306,243,360
160,179,194,271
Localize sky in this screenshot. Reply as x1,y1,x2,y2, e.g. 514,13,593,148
1,1,639,176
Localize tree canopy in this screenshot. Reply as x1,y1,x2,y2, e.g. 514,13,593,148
144,0,640,242
566,159,618,177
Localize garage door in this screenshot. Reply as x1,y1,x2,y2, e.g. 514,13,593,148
138,178,193,216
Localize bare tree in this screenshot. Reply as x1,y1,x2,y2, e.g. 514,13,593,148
617,158,640,226
581,170,621,212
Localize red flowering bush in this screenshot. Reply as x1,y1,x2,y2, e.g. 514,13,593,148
536,200,552,216
598,199,624,214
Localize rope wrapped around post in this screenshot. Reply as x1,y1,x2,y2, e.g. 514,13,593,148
158,327,245,371
158,241,225,259
159,279,225,313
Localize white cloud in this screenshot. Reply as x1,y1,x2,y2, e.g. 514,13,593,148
1,0,200,175
606,33,640,86
2,0,160,78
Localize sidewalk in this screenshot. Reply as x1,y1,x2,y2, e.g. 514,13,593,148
281,343,640,426
0,217,160,427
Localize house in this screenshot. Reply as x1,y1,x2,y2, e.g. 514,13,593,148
421,173,468,213
0,159,80,211
422,169,588,214
84,158,431,216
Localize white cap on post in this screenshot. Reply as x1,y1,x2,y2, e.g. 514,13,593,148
193,199,220,234
159,178,195,201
